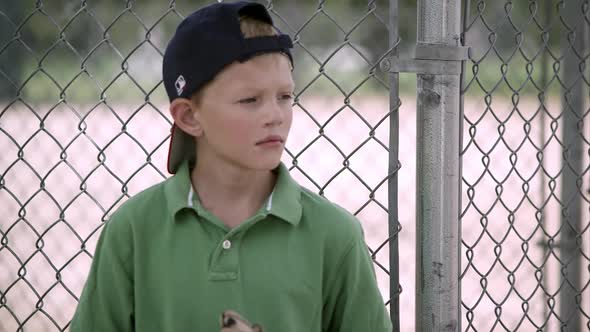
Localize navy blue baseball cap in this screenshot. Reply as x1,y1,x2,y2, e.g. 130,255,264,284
163,1,294,174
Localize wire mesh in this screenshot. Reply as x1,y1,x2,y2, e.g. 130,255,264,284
461,0,590,330
0,0,399,331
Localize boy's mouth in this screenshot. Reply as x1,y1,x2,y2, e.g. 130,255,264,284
256,135,284,145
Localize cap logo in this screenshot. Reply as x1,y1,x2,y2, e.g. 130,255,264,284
175,75,186,96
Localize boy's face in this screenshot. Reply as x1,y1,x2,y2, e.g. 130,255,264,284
191,53,294,171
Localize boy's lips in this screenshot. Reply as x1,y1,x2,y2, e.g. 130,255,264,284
256,135,284,145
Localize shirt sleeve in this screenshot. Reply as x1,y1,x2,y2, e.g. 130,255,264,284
69,212,135,332
322,224,392,332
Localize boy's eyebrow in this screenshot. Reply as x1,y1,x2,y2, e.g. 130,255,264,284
233,82,295,93
277,82,296,91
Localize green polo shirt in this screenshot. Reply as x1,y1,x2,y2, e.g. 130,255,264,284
70,161,392,332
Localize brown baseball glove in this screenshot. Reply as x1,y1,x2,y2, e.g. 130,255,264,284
220,310,263,332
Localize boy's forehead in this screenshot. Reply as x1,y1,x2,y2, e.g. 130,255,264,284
215,54,294,88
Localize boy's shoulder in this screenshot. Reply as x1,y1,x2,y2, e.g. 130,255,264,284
296,185,364,240
108,177,172,224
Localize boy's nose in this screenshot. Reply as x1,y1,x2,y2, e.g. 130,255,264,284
263,100,285,126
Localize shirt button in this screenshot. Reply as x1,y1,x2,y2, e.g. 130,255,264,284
222,240,232,250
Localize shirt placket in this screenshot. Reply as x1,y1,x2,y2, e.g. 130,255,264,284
208,232,241,281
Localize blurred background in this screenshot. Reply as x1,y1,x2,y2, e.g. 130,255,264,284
0,0,589,331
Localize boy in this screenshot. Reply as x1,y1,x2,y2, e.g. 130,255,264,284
70,1,392,331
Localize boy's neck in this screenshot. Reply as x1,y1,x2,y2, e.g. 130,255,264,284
190,160,277,228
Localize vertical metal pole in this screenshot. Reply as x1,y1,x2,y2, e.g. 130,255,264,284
458,0,469,326
559,0,586,330
388,0,401,330
415,0,462,330
539,0,551,329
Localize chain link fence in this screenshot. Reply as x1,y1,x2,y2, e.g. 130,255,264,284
0,0,403,331
4,0,589,331
460,0,590,330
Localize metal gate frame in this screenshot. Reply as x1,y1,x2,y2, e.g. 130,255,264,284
384,0,464,330
385,0,589,330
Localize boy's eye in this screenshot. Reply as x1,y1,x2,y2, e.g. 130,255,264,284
280,93,294,101
239,97,258,104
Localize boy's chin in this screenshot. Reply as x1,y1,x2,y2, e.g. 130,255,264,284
247,157,282,171
254,160,282,171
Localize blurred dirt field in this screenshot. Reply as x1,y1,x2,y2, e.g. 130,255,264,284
1,95,589,331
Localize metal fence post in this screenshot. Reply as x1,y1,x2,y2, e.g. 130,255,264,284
388,0,401,330
559,1,587,330
539,1,552,329
415,0,462,330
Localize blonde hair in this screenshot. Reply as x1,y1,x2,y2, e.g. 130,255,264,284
239,15,277,37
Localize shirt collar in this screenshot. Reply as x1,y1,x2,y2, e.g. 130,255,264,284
164,160,302,226
266,162,302,225
164,159,194,215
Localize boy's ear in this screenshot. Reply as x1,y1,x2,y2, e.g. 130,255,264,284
169,98,203,137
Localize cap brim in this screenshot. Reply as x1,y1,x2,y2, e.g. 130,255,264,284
167,124,196,174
